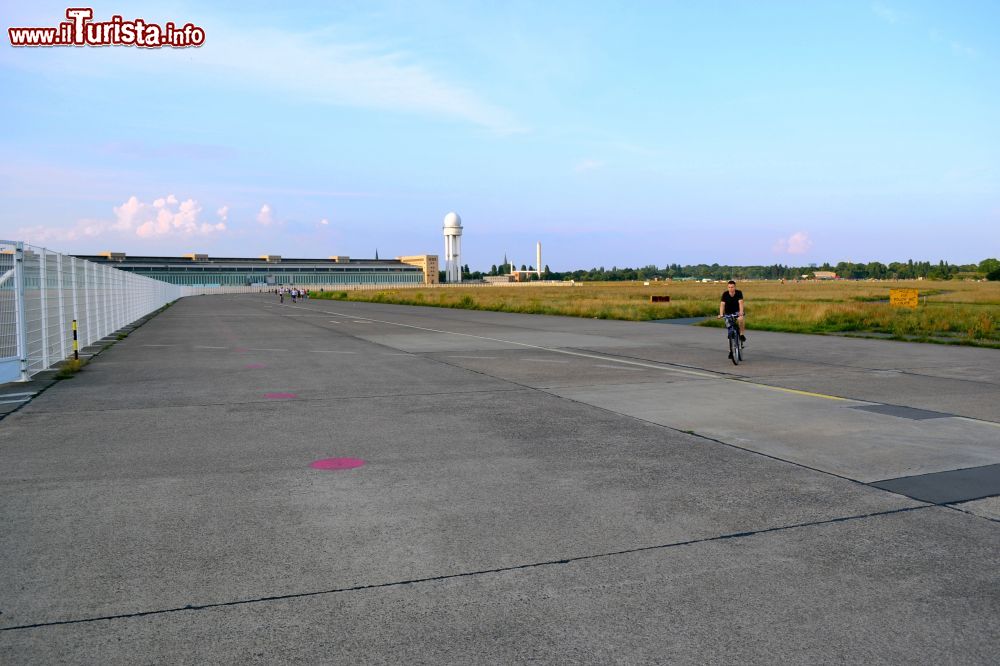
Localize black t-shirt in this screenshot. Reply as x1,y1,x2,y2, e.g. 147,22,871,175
721,289,744,314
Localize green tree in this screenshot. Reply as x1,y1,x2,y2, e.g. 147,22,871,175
979,258,1000,275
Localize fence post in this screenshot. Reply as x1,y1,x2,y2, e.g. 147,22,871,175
13,242,29,382
116,269,123,330
82,259,91,347
57,252,67,361
70,256,79,341
99,265,106,336
120,269,127,329
39,248,49,371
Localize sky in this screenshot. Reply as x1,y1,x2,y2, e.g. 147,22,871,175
1,0,997,270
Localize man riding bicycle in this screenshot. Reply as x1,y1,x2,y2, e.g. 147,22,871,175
719,280,746,357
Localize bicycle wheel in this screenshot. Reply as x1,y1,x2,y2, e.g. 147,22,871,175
729,330,739,365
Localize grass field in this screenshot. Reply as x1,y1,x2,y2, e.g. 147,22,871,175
311,280,1000,348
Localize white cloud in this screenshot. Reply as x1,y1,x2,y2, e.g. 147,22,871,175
217,205,229,222
18,194,226,244
319,218,330,226
257,204,274,226
773,232,813,255
574,159,604,172
124,195,225,238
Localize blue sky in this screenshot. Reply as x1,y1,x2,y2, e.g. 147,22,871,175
1,0,997,270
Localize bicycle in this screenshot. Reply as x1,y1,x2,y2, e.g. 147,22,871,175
720,313,744,365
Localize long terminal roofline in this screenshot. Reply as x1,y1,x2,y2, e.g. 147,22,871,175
72,253,415,266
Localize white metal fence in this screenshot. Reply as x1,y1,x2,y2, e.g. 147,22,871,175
0,241,184,382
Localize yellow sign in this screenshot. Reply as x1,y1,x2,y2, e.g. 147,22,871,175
890,289,919,308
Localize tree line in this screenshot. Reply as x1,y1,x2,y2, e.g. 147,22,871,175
451,258,1000,282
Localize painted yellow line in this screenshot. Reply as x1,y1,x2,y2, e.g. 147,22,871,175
743,384,850,401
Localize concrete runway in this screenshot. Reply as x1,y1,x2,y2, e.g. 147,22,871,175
2,293,998,663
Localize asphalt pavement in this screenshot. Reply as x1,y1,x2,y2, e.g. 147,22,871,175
1,293,997,663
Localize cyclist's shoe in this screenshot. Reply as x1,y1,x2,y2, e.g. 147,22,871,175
740,334,746,343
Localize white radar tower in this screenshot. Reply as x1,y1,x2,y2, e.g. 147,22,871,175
443,211,463,283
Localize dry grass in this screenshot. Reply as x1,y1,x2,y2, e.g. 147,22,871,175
727,301,997,344
312,280,1000,347
54,358,87,379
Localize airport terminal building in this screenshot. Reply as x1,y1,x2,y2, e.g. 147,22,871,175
74,252,439,287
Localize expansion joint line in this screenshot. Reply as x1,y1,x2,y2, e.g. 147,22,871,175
0,505,930,633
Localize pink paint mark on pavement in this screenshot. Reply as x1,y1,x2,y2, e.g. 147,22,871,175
245,363,266,369
310,457,366,471
235,347,249,353
264,392,297,400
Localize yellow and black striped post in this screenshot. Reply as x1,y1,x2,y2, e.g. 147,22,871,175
72,319,78,360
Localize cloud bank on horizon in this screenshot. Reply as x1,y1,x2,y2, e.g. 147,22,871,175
1,1,997,269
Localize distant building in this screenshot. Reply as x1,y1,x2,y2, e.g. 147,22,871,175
75,252,430,287
397,255,439,284
813,271,838,280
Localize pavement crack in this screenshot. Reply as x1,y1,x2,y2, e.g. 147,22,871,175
0,505,929,633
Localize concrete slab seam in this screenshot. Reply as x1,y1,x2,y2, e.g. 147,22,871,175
0,504,930,634
946,503,1000,524
546,389,929,496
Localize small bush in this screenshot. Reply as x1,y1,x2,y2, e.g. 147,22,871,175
55,358,87,380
